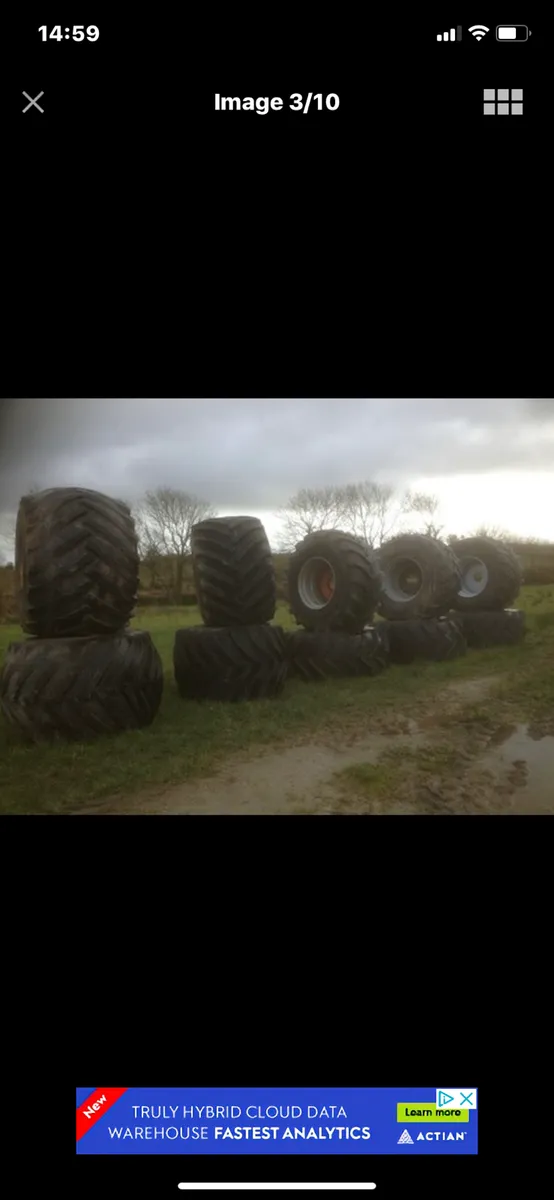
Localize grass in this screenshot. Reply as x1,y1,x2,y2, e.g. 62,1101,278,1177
333,743,466,807
1,589,553,814
332,761,408,801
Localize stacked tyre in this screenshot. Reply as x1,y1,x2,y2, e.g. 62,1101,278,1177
285,530,389,680
376,533,468,662
448,537,526,647
379,616,467,665
173,516,287,701
375,532,525,658
0,488,163,741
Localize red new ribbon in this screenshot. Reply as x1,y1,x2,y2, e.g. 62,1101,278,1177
76,1087,129,1141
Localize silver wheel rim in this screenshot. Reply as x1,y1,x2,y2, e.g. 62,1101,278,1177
382,557,423,602
297,557,336,609
458,556,489,598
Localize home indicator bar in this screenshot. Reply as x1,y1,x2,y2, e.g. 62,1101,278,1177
177,1187,378,1192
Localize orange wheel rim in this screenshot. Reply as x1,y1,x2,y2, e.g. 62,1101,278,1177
318,567,335,601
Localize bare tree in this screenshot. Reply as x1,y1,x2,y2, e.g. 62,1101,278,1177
133,509,167,591
403,490,444,539
277,480,427,551
135,488,216,602
340,481,402,547
447,527,550,545
276,486,348,550
512,534,554,544
0,517,14,563
0,483,42,563
466,524,512,541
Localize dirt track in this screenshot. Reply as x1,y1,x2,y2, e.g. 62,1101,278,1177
76,677,554,815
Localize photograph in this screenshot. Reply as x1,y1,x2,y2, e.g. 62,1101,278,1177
1,396,552,816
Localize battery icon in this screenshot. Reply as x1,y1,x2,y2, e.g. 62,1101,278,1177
496,26,530,41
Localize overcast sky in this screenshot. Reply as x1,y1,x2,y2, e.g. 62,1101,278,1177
1,398,553,551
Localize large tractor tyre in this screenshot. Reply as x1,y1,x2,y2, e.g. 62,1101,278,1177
380,617,467,665
449,608,526,649
450,536,523,611
191,516,276,626
0,630,163,742
287,530,382,633
376,533,461,621
287,625,390,682
15,488,139,638
173,624,288,701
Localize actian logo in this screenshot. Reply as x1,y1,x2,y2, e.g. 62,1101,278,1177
397,1129,414,1144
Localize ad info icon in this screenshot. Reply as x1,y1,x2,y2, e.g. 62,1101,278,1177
436,1090,477,1110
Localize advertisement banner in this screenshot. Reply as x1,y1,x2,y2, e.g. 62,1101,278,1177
76,1087,478,1156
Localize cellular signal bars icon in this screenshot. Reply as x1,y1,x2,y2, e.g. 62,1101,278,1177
437,27,462,41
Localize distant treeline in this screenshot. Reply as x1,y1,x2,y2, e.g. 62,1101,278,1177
508,542,554,585
136,546,554,595
1,548,554,623
135,554,291,607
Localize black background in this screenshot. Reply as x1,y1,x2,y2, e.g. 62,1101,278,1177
2,9,545,1199
2,9,550,397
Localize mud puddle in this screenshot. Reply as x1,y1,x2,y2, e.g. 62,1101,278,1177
475,723,554,813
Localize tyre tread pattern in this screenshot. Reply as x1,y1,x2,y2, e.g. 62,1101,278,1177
173,624,287,701
287,529,383,633
451,536,523,611
377,533,461,620
287,626,390,681
16,487,139,637
191,516,276,626
380,617,467,664
0,630,163,741
448,608,526,648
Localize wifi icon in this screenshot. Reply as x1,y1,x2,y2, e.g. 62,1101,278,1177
469,25,490,41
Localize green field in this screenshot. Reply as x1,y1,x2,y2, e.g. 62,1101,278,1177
1,588,553,814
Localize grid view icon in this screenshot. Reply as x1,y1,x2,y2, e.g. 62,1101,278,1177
483,88,523,115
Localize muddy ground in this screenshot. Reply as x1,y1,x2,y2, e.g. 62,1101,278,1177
77,676,554,815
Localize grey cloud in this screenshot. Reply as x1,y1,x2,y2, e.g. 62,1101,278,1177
1,398,553,514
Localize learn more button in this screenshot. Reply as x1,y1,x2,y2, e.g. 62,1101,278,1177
397,1103,469,1123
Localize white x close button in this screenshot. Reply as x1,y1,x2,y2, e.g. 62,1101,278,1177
22,91,44,113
